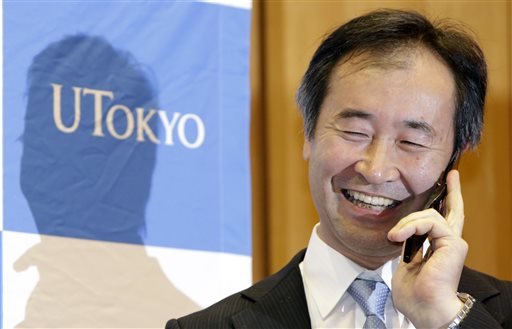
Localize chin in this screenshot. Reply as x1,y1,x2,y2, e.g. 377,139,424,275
354,242,402,262
355,231,396,249
329,221,400,257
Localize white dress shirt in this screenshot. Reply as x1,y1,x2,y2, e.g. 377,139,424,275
299,224,415,329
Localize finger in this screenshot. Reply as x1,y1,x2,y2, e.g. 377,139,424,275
444,169,464,236
388,212,453,242
388,208,442,240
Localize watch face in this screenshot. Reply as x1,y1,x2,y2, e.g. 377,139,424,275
457,292,470,301
457,292,476,305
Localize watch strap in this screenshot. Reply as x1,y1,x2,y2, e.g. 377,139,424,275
446,292,475,329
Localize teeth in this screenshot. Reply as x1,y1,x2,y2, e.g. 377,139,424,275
346,190,396,207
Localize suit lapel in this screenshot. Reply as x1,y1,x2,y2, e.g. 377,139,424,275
459,267,500,300
232,250,311,329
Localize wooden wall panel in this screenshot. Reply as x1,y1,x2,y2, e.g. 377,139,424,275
252,1,512,280
250,0,267,281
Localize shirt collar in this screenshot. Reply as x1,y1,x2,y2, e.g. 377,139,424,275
300,224,400,319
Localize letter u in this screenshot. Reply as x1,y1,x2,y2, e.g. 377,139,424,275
52,83,81,133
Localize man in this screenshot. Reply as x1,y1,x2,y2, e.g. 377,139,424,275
166,9,512,329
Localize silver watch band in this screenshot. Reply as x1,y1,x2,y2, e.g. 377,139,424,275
446,292,475,329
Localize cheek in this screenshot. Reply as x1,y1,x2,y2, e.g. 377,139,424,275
403,159,445,196
311,140,355,180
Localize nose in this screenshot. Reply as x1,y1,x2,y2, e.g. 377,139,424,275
354,140,400,185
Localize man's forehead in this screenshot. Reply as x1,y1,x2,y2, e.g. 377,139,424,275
335,48,414,76
324,47,457,138
329,47,457,108
333,46,452,80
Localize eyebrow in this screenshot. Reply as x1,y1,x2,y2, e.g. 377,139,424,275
404,120,435,137
335,108,373,120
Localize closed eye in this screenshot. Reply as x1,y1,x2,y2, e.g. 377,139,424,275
342,131,370,141
399,140,427,150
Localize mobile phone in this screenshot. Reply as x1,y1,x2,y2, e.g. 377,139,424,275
401,151,460,263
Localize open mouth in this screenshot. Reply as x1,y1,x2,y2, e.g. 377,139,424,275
342,189,400,210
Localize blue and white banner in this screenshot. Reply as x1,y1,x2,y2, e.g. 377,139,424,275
1,1,252,328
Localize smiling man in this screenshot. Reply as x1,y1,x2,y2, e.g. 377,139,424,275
304,48,457,270
167,9,512,329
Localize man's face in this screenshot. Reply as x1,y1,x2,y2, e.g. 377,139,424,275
303,49,456,265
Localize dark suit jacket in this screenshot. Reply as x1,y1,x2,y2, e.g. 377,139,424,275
166,250,512,328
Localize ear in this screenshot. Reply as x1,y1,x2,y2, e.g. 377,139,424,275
303,139,311,160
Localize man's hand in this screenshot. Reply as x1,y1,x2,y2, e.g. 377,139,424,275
387,170,467,328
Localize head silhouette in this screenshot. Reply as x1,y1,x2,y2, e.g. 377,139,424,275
21,34,159,245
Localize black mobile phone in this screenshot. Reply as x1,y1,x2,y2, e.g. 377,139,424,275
401,151,460,263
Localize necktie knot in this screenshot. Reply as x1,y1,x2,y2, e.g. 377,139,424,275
348,277,389,329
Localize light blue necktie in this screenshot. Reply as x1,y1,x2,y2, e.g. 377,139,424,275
347,277,390,329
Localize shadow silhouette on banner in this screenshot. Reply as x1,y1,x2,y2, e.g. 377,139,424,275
14,34,199,328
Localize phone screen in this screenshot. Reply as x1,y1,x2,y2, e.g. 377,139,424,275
401,151,460,263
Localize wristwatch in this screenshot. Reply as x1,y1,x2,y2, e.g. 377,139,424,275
447,292,475,329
